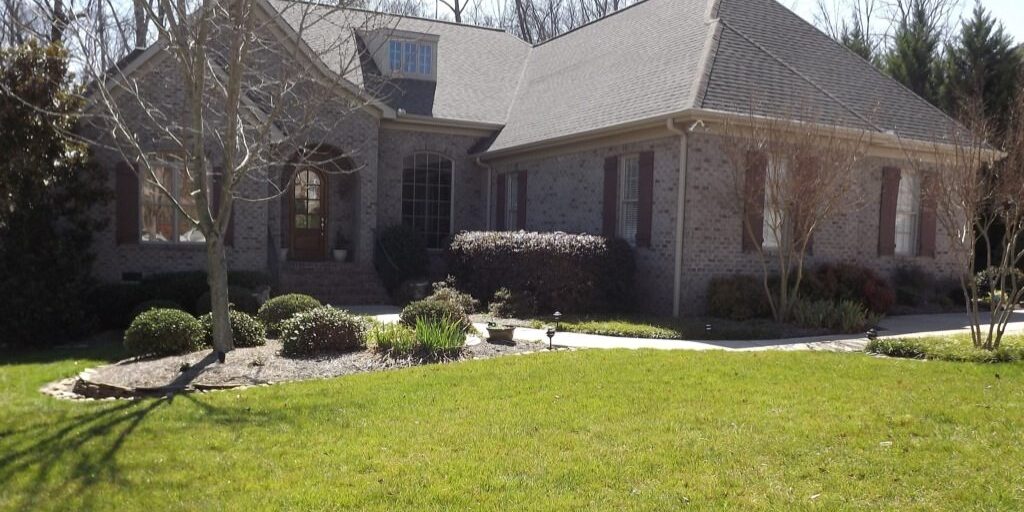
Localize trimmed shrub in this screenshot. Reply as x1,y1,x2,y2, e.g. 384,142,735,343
707,275,771,320
200,310,266,348
866,338,927,359
447,231,634,313
892,265,934,307
488,287,538,319
427,276,479,314
131,299,183,320
803,263,895,314
280,306,368,356
374,224,429,292
195,286,260,315
415,316,465,358
975,267,1024,295
123,308,204,357
258,293,322,337
400,299,472,332
370,322,418,356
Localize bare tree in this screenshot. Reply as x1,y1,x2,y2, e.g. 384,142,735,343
905,97,1022,349
717,106,869,322
55,0,390,359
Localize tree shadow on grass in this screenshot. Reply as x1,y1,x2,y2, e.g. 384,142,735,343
0,395,167,510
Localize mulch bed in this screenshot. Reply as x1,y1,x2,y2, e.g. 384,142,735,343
48,337,552,400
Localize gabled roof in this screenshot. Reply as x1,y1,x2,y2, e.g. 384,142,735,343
265,0,963,154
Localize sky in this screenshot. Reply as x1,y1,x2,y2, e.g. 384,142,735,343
786,0,1024,45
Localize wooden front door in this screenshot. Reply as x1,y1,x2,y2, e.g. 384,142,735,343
290,168,327,260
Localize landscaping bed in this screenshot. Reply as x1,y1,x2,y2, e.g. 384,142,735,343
58,337,549,399
471,313,827,340
867,333,1024,362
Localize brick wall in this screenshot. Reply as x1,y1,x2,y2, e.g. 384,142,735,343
678,132,962,315
490,136,682,314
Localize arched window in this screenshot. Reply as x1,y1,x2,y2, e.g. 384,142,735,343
402,152,453,249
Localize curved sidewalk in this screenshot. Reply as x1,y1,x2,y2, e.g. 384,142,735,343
474,311,1024,352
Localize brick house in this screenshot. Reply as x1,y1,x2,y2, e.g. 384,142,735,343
87,0,969,315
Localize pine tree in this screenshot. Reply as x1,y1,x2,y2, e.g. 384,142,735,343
841,15,873,62
941,2,1022,134
885,0,942,106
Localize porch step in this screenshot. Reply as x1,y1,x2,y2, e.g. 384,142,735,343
277,262,392,306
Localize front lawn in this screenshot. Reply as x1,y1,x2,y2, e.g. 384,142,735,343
868,333,1024,362
2,337,1024,510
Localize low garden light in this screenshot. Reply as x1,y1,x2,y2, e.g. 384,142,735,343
705,323,712,336
553,311,562,330
866,328,877,341
546,327,556,350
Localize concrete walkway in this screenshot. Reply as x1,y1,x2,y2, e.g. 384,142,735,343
349,305,1024,353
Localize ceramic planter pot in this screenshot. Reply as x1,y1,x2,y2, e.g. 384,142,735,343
486,326,516,343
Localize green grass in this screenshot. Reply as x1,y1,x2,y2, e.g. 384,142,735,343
868,333,1024,362
2,336,1024,510
553,315,801,340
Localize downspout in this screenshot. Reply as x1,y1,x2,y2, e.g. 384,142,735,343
666,118,688,318
476,156,493,230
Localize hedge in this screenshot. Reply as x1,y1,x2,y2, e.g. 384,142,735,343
447,231,634,313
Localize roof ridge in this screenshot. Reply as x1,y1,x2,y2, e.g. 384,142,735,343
687,18,722,111
272,0,514,34
716,15,883,131
530,0,658,48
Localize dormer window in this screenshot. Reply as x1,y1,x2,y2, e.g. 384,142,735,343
388,38,433,77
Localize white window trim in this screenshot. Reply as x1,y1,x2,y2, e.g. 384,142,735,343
762,156,787,251
894,171,921,257
617,154,640,245
139,160,206,245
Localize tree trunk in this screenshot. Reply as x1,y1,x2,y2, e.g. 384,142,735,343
133,0,148,49
206,234,234,358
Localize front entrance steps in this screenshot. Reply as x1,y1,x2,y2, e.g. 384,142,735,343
277,261,391,306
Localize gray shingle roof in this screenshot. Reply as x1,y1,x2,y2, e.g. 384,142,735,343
269,0,531,124
265,0,961,153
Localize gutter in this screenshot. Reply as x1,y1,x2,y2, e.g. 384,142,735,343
666,118,688,318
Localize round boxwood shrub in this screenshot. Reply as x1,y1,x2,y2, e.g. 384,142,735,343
200,310,266,348
400,299,472,332
123,308,205,357
280,306,368,356
195,286,259,315
257,293,322,337
130,299,183,320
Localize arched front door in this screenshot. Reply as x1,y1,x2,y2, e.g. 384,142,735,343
290,168,327,260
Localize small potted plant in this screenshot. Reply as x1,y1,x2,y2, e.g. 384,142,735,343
485,321,516,343
333,231,350,262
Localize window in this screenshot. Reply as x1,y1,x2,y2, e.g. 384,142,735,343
895,172,920,256
140,159,206,243
387,39,433,76
762,156,787,250
505,173,518,230
617,154,640,244
293,169,322,230
402,152,453,249
388,40,402,72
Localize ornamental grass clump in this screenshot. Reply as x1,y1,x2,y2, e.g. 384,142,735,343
415,316,466,359
280,306,367,357
370,322,418,357
123,308,205,357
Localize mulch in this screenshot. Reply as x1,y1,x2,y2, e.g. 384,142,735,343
54,336,552,400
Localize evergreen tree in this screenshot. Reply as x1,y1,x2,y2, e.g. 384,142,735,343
941,2,1022,134
885,0,942,106
0,41,107,348
841,15,874,62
